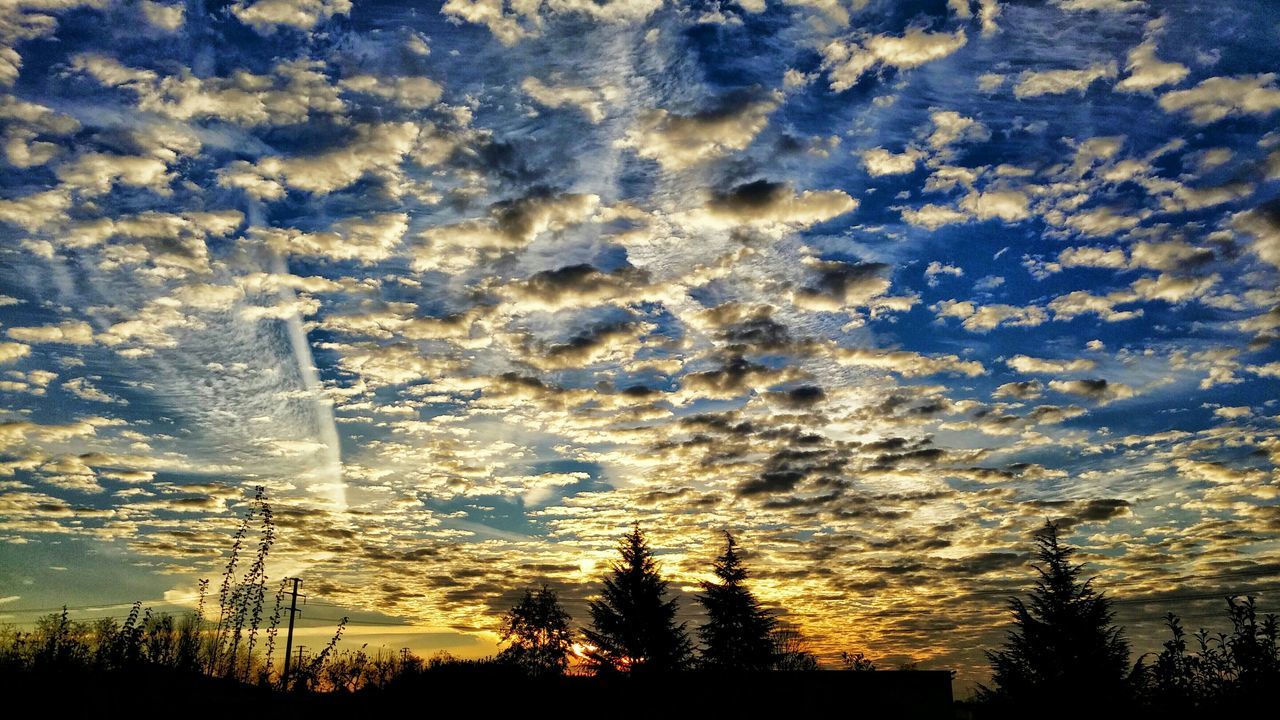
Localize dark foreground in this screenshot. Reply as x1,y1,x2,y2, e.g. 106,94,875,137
4,668,956,719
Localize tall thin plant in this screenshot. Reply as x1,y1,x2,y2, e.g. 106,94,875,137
261,578,288,685
208,485,274,680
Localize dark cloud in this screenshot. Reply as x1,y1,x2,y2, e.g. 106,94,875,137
769,384,827,407
793,260,892,309
740,447,848,497
708,179,792,213
682,354,801,395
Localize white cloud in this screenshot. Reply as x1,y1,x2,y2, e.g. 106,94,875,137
73,54,345,127
833,347,986,377
822,29,967,92
62,210,242,250
1007,355,1097,374
441,0,532,46
0,341,31,364
413,193,601,272
1130,272,1218,304
1052,0,1145,11
0,47,19,87
1116,20,1188,93
140,1,184,32
0,189,70,231
342,75,444,109
7,321,95,345
1128,240,1213,271
1048,290,1143,322
927,110,990,150
1213,406,1251,420
861,146,924,176
231,0,351,33
686,181,858,231
932,299,1048,331
977,0,1001,34
522,77,613,123
249,213,409,265
1160,75,1280,124
960,189,1030,222
900,204,970,229
1014,62,1117,99
440,0,662,46
616,91,782,171
64,377,127,405
218,122,421,197
925,261,964,286
1233,207,1280,269
978,73,1006,92
56,153,172,195
1,95,81,169
1058,246,1127,269
1062,206,1143,236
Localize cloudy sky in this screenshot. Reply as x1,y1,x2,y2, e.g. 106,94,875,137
1,0,1279,686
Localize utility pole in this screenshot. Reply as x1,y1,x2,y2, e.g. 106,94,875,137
288,645,307,687
281,577,304,691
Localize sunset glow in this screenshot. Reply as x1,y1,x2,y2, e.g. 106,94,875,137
1,0,1278,693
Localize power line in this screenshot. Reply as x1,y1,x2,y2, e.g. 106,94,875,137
0,595,348,615
300,615,411,626
0,613,410,628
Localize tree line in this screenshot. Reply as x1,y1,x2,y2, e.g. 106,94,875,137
1,489,1276,713
498,526,808,675
979,521,1278,714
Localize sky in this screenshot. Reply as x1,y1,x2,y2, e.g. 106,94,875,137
1,0,1279,688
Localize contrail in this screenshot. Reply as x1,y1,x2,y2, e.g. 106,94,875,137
270,249,346,510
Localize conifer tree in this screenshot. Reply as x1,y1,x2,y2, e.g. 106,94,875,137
583,524,691,673
696,531,778,671
497,585,574,676
981,521,1132,709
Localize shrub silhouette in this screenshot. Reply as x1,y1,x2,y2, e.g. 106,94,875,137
0,486,347,691
582,524,692,673
497,584,574,676
771,626,820,671
696,531,778,671
1140,595,1279,710
839,650,876,671
979,521,1132,710
317,645,423,692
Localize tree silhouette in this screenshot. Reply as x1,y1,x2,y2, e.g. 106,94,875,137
696,531,778,671
980,521,1132,709
497,585,574,676
582,524,691,673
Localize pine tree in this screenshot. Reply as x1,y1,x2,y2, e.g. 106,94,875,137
696,531,778,671
497,584,574,676
583,524,692,673
981,521,1132,709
